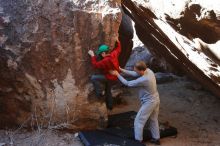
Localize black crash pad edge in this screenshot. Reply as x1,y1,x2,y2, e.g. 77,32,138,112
79,130,145,146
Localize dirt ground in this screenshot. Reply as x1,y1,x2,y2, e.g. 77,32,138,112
0,77,220,146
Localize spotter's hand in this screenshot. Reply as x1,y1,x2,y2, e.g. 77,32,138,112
109,70,119,76
119,66,123,71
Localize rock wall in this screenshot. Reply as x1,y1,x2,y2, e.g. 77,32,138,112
0,0,123,129
122,0,220,97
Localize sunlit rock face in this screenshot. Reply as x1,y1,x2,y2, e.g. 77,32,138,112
122,0,220,97
0,0,123,129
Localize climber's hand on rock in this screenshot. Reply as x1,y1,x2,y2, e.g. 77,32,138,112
109,70,119,76
114,38,119,48
88,50,95,57
116,38,120,44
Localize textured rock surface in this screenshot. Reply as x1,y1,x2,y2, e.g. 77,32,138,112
0,0,123,129
122,0,220,97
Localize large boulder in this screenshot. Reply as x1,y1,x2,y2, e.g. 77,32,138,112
0,0,123,129
122,0,220,97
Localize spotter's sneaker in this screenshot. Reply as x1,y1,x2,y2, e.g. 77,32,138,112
150,139,160,145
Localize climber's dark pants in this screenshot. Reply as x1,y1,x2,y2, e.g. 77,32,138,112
91,75,113,110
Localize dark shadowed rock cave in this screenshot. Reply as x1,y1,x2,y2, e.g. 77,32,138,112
0,0,220,138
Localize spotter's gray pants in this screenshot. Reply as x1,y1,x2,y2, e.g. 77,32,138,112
134,99,160,141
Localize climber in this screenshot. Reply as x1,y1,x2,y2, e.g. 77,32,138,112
88,39,121,110
109,61,160,145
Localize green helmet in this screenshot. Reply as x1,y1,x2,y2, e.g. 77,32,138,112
96,45,109,55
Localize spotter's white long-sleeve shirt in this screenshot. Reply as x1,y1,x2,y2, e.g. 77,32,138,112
118,68,159,104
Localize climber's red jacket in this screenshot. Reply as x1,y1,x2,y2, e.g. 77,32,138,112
91,41,121,81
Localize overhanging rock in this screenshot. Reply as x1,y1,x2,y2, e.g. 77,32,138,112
122,0,220,97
